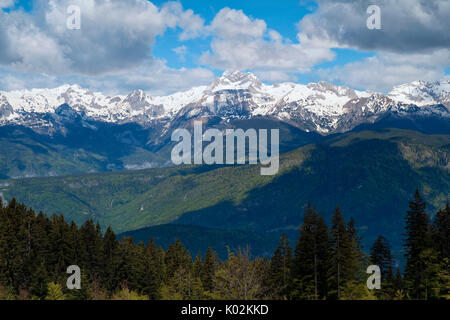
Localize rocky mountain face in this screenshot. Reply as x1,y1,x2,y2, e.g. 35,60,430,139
1,71,449,136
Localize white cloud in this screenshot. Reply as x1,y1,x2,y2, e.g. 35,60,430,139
161,2,204,40
319,49,450,92
207,8,266,40
0,59,215,96
298,0,450,53
111,59,215,96
0,0,205,76
253,70,298,83
300,0,450,91
173,45,188,61
200,8,335,81
0,0,211,94
0,0,14,8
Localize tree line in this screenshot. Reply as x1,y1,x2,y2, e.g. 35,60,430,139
0,190,448,300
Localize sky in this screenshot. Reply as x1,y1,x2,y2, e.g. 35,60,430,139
0,0,449,95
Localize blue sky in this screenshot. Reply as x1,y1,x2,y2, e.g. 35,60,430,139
0,0,448,94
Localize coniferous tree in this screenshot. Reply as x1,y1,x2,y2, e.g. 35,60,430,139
144,238,164,299
79,220,103,281
116,237,140,291
370,236,393,276
268,233,292,299
346,217,365,277
1,198,448,300
102,226,120,292
433,203,450,261
393,268,404,293
431,204,450,299
202,247,218,293
404,190,433,299
328,206,351,299
370,235,395,299
193,252,203,279
164,239,192,281
292,204,330,299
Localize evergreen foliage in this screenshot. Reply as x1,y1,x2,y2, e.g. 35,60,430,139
0,195,448,300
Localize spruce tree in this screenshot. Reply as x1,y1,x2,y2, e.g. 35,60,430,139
404,190,433,299
144,238,164,299
433,203,450,261
292,204,330,299
370,235,395,299
202,247,218,293
370,235,393,278
328,206,353,299
164,239,192,281
268,233,292,299
102,226,120,292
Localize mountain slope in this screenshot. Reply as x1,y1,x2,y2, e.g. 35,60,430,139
119,224,281,260
1,72,449,136
1,72,449,179
1,129,448,254
0,118,321,179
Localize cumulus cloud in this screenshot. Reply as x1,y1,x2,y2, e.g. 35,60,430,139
0,0,204,75
0,0,212,94
104,59,214,96
319,49,450,92
303,0,450,90
200,8,335,81
0,59,215,95
1,0,448,93
298,0,450,53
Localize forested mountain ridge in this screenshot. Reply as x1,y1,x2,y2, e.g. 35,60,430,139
0,194,448,300
1,73,449,180
1,128,448,256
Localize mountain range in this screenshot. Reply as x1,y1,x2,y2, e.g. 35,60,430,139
0,72,449,259
1,71,449,135
1,71,449,179
1,128,449,259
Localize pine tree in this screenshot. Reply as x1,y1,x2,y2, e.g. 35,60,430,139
115,237,140,291
328,206,356,299
164,239,192,281
292,203,331,299
193,252,203,279
433,203,450,261
79,220,104,281
268,233,292,299
370,236,393,278
102,226,120,292
346,217,366,283
202,247,218,293
393,268,403,293
48,214,74,281
370,235,395,299
404,190,433,299
144,238,164,299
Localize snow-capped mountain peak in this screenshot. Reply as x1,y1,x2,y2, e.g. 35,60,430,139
388,80,450,108
0,75,449,135
210,70,263,92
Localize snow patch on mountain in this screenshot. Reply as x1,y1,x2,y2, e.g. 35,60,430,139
0,71,449,134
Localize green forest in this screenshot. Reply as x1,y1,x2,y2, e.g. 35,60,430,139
0,190,448,300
